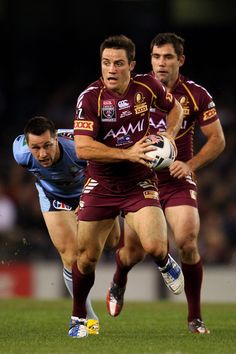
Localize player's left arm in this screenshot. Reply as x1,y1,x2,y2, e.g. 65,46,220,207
165,98,184,140
170,120,225,178
151,76,183,141
188,119,225,170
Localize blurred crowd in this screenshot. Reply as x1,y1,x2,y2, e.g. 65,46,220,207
0,82,235,267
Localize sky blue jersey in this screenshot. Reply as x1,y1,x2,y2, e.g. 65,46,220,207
12,130,87,199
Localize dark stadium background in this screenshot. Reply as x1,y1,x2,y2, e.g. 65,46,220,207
0,0,236,298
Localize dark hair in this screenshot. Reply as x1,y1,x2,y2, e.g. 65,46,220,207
24,116,56,142
150,32,185,59
100,34,136,63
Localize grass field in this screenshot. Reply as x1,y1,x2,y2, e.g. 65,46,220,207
0,299,235,354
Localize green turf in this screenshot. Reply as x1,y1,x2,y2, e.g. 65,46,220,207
0,299,235,354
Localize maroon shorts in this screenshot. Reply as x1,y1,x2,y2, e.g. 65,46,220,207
77,177,161,221
159,175,198,210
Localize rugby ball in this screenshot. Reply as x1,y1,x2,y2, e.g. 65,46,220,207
145,134,177,171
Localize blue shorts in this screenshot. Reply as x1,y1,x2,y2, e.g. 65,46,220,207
35,183,80,212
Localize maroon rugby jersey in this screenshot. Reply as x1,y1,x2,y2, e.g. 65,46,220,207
149,72,220,182
74,73,175,192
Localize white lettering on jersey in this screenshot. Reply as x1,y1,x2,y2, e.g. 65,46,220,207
149,117,166,131
149,116,188,131
104,119,144,139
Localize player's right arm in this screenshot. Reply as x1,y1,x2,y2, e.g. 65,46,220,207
74,134,155,166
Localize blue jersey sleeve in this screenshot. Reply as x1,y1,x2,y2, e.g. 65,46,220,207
12,134,31,167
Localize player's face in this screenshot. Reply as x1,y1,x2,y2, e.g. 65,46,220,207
151,44,185,88
27,130,60,168
101,48,135,95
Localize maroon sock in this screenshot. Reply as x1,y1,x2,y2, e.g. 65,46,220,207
72,262,95,318
113,250,133,287
153,253,169,269
182,260,203,322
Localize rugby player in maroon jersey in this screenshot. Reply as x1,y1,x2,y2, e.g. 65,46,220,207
107,33,225,334
68,34,184,338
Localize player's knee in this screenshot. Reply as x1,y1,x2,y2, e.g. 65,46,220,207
177,231,197,251
105,233,120,249
80,251,100,273
142,239,167,258
58,247,78,269
179,237,199,262
79,259,96,273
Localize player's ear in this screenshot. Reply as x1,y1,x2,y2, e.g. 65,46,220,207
130,60,136,71
179,55,185,67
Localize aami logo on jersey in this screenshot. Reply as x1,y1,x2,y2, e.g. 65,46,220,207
104,118,145,140
74,120,94,131
52,200,72,211
101,99,116,122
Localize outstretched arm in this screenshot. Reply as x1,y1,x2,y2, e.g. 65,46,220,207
169,120,225,179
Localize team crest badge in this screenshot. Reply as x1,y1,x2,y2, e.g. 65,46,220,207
101,99,116,122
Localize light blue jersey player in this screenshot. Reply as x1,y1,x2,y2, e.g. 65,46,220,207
12,116,120,335
13,128,87,212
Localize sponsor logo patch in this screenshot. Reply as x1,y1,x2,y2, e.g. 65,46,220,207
134,104,148,114
52,200,72,210
74,120,94,131
118,99,130,110
116,135,132,146
134,92,148,115
203,108,217,121
120,110,132,118
208,101,215,109
190,190,197,200
143,190,159,199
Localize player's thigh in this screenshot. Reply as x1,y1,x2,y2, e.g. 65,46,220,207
126,206,167,244
121,220,146,264
165,205,200,245
105,216,121,248
42,210,77,251
123,220,142,249
78,218,116,258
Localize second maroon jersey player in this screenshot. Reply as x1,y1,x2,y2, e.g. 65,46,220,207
149,73,219,208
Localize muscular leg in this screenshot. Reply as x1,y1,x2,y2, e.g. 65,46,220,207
165,205,203,321
106,206,184,317
114,206,176,287
125,206,168,260
105,216,121,249
72,218,115,318
43,211,78,269
112,221,146,287
42,210,97,319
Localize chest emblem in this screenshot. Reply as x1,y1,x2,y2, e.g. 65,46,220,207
101,99,116,122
